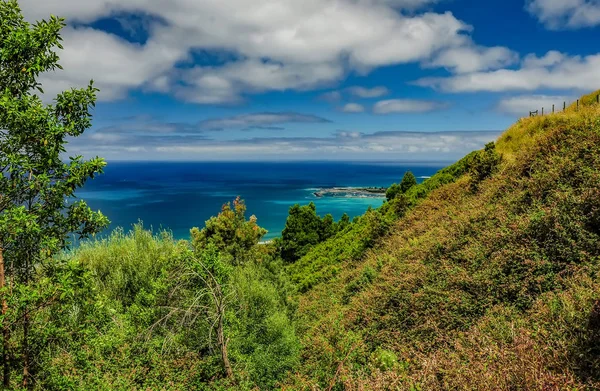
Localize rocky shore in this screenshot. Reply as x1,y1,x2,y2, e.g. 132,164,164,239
313,187,386,198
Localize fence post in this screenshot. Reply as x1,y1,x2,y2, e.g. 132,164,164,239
577,100,579,111
542,107,544,116
564,102,566,111
552,104,554,114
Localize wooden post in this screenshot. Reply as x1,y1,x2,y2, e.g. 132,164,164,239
577,100,579,111
542,107,544,116
564,102,566,111
552,104,554,114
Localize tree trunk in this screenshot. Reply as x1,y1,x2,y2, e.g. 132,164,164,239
0,247,9,388
217,306,233,379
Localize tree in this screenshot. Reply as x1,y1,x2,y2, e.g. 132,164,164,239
0,2,108,387
160,199,299,384
280,203,322,263
399,171,417,193
191,196,267,265
337,213,351,232
191,246,235,379
319,214,337,241
385,183,401,201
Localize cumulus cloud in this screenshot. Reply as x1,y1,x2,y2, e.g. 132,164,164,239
415,50,600,93
198,112,331,131
497,94,572,115
373,99,447,114
522,50,566,68
38,26,186,101
166,60,345,104
427,45,519,73
17,0,504,103
526,0,600,29
341,103,366,113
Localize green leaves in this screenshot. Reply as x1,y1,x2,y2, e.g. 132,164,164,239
0,2,109,385
386,171,417,201
280,202,348,263
191,197,266,265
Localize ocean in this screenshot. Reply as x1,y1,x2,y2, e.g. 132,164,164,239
77,161,447,241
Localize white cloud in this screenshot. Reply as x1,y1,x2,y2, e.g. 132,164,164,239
38,26,186,101
526,0,600,29
373,99,446,114
18,0,491,103
341,103,366,113
522,50,565,68
497,94,571,115
346,86,390,98
427,45,519,73
71,127,499,161
166,59,345,104
415,51,600,93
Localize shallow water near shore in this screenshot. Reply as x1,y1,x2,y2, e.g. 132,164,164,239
77,161,446,241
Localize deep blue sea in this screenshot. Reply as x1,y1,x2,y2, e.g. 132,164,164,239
78,161,447,240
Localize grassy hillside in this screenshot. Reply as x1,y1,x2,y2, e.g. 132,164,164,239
286,90,600,390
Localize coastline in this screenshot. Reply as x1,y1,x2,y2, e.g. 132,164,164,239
312,186,387,198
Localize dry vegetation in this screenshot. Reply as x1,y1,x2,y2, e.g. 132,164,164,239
285,91,600,390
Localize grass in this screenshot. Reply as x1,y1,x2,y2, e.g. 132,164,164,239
285,90,600,390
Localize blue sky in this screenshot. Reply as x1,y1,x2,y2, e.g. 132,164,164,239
18,0,600,161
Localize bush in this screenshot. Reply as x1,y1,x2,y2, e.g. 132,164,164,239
469,141,502,192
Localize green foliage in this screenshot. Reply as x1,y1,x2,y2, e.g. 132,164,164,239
73,224,185,308
385,183,401,201
337,213,351,232
5,4,599,389
230,262,300,389
32,218,299,390
469,141,502,192
289,153,479,293
191,197,267,265
0,1,109,386
399,171,417,193
280,203,322,262
385,171,417,201
371,348,398,371
280,202,347,263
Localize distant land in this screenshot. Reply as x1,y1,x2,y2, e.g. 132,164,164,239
312,187,387,198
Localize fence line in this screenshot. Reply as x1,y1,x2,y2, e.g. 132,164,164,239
529,93,600,117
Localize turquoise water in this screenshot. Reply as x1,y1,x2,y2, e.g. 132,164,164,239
78,161,446,240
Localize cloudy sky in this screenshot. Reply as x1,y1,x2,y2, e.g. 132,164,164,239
18,0,600,161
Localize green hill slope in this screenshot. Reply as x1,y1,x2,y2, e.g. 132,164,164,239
287,90,600,390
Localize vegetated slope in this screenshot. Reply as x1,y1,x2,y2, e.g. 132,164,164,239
287,91,600,390
287,150,481,292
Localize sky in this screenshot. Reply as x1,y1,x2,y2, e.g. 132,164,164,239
17,0,600,161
